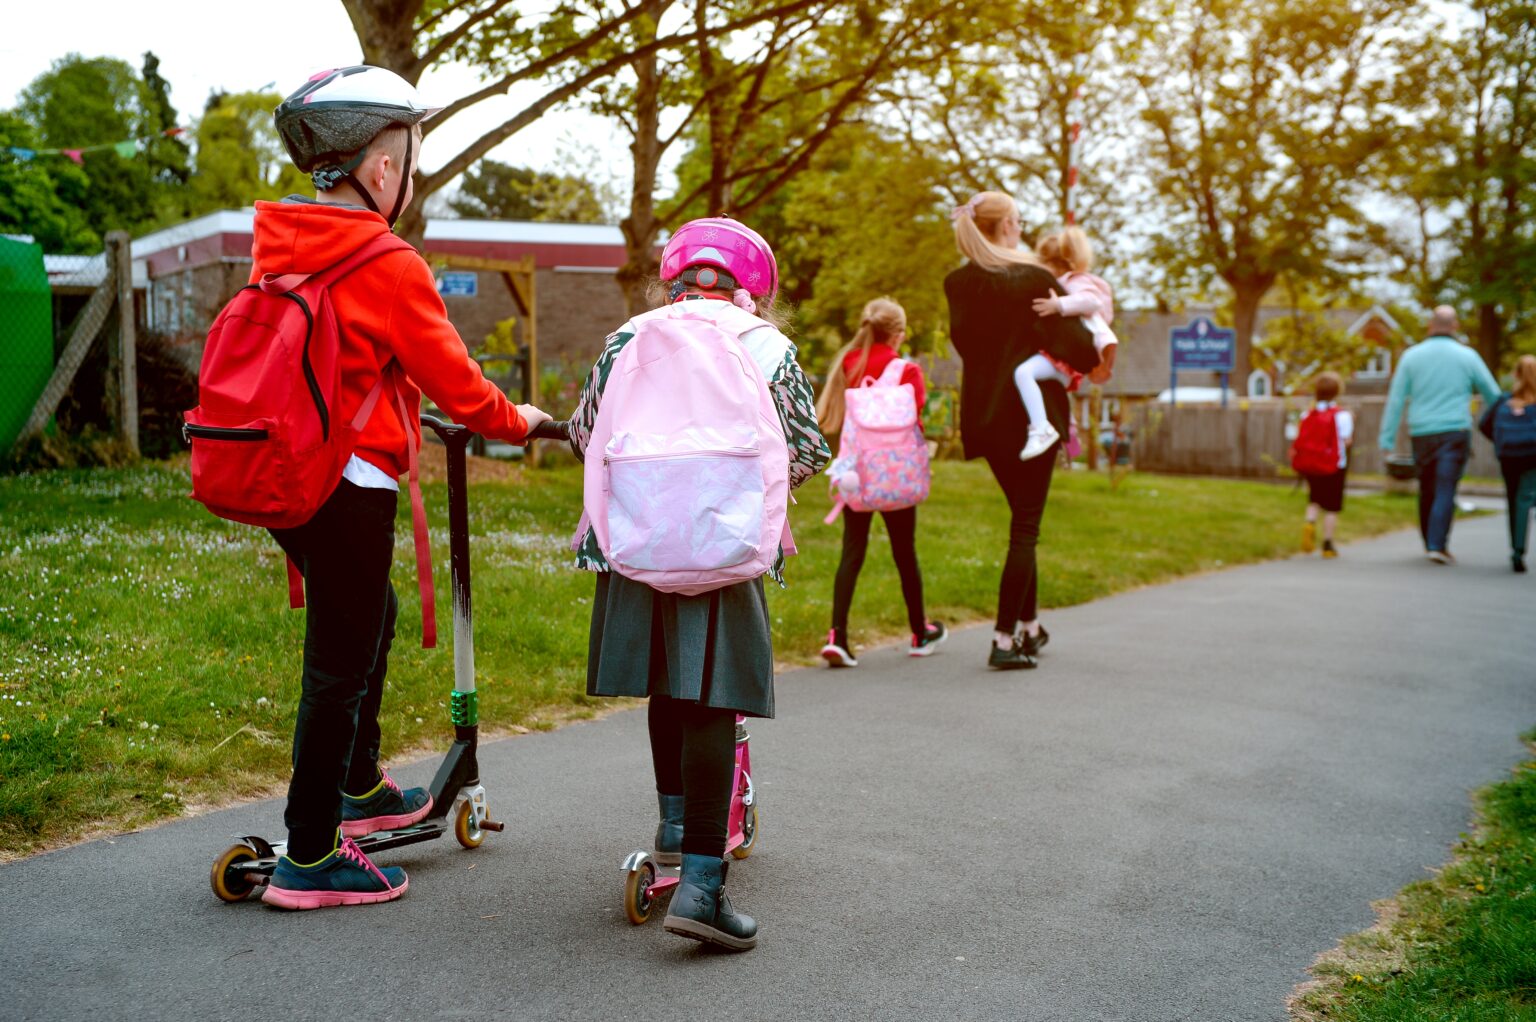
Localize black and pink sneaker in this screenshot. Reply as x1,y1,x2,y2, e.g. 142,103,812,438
340,769,433,838
820,629,858,668
908,621,948,657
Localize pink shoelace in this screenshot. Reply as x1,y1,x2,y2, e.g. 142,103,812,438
336,836,395,889
378,769,402,796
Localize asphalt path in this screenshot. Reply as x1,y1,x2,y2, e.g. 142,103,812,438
3,514,1533,1022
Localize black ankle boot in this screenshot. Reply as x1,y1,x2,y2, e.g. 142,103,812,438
654,793,684,866
663,853,757,951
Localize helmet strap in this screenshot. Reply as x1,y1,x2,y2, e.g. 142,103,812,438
317,129,414,229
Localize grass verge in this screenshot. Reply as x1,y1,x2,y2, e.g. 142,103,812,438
1289,729,1536,1021
0,455,1418,857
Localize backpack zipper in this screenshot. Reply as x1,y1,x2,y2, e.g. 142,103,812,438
605,446,758,465
183,423,269,442
278,291,329,442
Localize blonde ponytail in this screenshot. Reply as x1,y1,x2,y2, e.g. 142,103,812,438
816,297,907,435
951,191,1041,272
1514,354,1536,404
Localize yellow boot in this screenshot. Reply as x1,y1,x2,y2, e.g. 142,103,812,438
1301,521,1316,554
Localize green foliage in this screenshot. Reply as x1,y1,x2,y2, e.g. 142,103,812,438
188,91,309,211
448,158,609,222
0,112,97,252
16,54,162,238
773,127,956,363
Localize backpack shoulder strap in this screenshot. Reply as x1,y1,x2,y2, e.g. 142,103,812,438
876,357,908,386
259,233,416,295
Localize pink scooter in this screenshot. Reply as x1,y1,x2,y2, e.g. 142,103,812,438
621,716,759,924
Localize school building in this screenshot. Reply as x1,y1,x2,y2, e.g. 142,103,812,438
125,209,633,375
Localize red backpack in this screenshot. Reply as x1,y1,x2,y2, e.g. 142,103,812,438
1290,406,1341,477
184,233,438,647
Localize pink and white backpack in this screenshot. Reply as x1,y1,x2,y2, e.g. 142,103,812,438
580,301,791,595
824,357,930,522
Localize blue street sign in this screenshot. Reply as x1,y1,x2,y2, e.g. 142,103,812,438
1169,317,1236,371
437,271,478,297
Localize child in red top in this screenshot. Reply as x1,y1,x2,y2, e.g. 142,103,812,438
814,297,946,666
254,66,549,910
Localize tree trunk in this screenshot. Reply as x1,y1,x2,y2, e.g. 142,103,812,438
1230,278,1272,396
1477,301,1503,371
342,0,425,81
617,0,666,316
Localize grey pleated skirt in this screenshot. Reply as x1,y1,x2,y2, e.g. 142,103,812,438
586,571,775,719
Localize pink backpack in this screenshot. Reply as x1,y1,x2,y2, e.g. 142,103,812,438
824,357,930,522
580,302,791,595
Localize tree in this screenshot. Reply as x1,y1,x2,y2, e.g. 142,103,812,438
1403,0,1535,369
1133,0,1417,393
882,0,1144,242
189,91,311,213
447,159,609,221
338,0,819,243
0,113,97,253
773,126,957,360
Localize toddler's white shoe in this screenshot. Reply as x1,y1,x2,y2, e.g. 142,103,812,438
1019,423,1060,461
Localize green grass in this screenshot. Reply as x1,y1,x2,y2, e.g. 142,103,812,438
0,457,1417,856
1291,731,1536,1021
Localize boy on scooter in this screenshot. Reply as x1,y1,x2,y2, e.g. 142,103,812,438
255,66,549,909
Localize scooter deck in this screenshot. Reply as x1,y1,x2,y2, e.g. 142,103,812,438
219,821,453,892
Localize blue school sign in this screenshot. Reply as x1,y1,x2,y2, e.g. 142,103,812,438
437,271,479,297
1169,317,1237,407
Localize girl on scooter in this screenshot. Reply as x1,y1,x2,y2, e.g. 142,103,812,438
566,218,829,951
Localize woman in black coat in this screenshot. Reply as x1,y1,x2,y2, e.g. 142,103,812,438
944,190,1097,670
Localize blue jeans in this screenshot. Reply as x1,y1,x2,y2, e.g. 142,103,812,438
1411,431,1470,553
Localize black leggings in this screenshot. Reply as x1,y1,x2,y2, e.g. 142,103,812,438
832,506,926,636
269,480,399,863
647,695,737,858
983,451,1056,633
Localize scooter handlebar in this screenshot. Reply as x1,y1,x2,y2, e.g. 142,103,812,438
527,419,571,442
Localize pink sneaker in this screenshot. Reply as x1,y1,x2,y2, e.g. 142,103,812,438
340,769,433,837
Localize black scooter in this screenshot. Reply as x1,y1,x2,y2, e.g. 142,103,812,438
209,415,568,902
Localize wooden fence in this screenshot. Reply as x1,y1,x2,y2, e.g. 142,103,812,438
1130,396,1503,480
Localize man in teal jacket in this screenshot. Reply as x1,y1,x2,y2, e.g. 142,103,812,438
1379,307,1501,563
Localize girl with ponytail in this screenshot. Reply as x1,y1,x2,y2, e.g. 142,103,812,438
815,297,946,666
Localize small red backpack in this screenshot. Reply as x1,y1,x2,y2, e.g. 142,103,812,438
184,233,438,646
1290,406,1341,477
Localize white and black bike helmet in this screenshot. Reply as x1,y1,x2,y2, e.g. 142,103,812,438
274,66,438,226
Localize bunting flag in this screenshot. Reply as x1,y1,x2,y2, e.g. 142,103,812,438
3,126,187,163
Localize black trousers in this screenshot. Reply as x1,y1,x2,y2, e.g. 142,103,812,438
983,450,1056,633
648,695,736,858
269,480,399,862
832,506,926,636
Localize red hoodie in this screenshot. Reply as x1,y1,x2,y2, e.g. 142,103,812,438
249,200,527,478
842,342,926,410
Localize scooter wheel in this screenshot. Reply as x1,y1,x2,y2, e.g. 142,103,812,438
624,859,658,925
453,799,485,849
730,802,759,860
211,843,259,903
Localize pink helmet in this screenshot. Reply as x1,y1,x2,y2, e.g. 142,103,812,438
659,218,779,298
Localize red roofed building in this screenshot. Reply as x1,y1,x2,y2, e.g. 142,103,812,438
131,209,634,374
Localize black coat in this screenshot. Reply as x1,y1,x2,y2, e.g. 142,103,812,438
944,261,1097,461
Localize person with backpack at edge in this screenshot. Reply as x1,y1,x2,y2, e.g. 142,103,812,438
1478,354,1536,573
566,217,829,951
187,67,550,909
814,297,946,666
1291,371,1355,559
1378,306,1500,565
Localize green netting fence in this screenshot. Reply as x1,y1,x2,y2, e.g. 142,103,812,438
0,236,54,451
